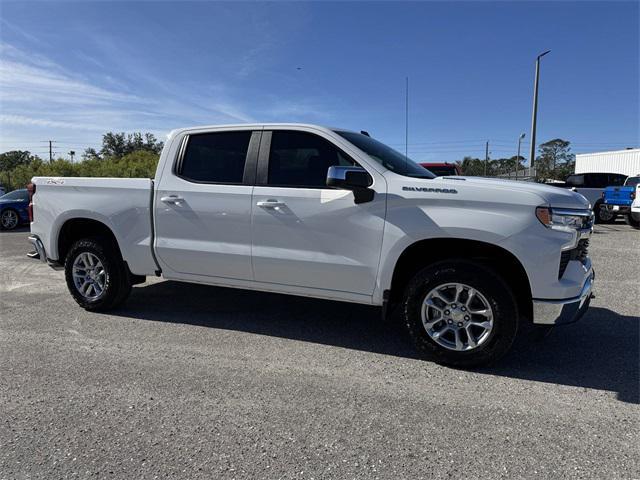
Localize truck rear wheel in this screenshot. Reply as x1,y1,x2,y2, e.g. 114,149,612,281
64,237,131,311
594,202,616,224
402,260,518,368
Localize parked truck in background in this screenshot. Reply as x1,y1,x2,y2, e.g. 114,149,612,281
562,172,627,223
27,124,595,367
603,175,640,229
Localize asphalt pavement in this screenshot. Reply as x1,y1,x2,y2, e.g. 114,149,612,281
1,223,638,479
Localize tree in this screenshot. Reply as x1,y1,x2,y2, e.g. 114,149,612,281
1,130,162,190
82,148,101,161
0,150,41,190
459,156,486,176
0,150,38,171
536,139,574,181
83,132,164,160
100,132,128,158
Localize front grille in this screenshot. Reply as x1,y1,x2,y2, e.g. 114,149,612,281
559,251,571,278
574,238,589,262
558,239,589,279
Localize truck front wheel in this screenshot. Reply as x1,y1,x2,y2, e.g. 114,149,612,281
64,237,132,311
402,260,518,368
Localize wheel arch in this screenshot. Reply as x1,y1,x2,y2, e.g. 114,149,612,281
386,238,533,321
57,217,123,264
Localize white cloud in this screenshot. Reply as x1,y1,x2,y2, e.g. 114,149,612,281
0,41,258,148
0,37,337,154
0,114,104,131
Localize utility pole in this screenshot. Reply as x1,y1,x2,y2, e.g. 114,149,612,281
69,150,76,163
529,50,551,180
484,141,489,176
49,140,53,162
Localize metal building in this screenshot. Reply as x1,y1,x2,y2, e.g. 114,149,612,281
575,148,640,177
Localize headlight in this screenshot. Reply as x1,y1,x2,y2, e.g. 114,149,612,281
536,206,593,232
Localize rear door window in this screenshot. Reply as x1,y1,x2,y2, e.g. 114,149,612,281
178,131,252,184
608,174,626,186
585,173,608,188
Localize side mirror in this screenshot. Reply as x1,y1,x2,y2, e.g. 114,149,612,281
326,166,374,204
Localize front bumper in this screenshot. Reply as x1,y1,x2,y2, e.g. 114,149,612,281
604,204,630,213
532,271,594,325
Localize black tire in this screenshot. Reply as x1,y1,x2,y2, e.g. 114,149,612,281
594,202,616,224
402,260,519,368
626,212,640,229
64,237,131,311
0,208,20,230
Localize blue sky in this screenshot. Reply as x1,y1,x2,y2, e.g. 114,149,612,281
0,1,638,163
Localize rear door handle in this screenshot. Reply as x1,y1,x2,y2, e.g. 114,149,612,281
256,200,286,209
161,195,184,204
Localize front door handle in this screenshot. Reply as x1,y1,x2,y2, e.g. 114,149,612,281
256,200,286,209
161,195,184,204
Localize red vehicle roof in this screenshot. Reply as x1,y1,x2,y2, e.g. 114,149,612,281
419,162,462,175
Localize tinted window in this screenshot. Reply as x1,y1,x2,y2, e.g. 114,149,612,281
625,176,640,187
268,131,356,187
1,189,28,201
334,130,435,179
179,131,251,183
566,174,584,186
608,174,626,186
585,173,608,188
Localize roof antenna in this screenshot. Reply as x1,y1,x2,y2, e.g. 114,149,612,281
360,130,370,137
405,76,409,170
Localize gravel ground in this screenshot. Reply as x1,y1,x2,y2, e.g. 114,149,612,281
1,223,638,479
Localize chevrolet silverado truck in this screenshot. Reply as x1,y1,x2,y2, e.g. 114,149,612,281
27,124,595,367
602,175,640,229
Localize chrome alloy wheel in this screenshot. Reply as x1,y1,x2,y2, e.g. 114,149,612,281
421,282,494,351
1,210,19,229
72,252,107,300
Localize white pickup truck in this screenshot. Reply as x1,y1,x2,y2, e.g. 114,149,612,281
28,124,595,367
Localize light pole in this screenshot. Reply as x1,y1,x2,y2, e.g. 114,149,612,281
516,133,525,179
529,50,551,180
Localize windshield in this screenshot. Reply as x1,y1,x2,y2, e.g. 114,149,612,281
625,176,640,187
335,131,435,179
1,189,27,201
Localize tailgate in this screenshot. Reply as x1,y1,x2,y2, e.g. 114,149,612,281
604,186,634,205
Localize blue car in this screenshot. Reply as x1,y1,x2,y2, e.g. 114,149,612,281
0,189,30,230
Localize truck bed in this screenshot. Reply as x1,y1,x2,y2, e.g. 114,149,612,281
30,177,158,275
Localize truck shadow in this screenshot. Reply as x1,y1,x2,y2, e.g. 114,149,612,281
115,281,639,404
